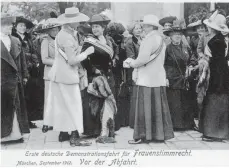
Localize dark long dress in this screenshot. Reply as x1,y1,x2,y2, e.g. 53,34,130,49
12,32,44,121
81,34,115,136
1,37,30,137
199,33,229,140
164,42,197,130
125,36,140,128
114,37,130,130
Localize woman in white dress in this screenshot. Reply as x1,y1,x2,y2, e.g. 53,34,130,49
45,7,94,147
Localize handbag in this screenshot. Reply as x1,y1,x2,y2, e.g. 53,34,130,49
118,69,129,98
171,48,190,91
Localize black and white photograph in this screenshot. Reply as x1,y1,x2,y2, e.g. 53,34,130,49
1,0,229,167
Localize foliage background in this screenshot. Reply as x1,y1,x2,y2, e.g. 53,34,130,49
1,2,111,22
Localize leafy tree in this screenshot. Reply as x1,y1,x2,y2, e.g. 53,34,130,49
2,2,111,22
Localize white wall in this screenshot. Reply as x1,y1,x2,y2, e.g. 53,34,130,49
111,2,184,24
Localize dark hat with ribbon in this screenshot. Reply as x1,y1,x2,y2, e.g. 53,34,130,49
15,16,34,29
163,19,187,36
89,14,111,26
159,16,177,26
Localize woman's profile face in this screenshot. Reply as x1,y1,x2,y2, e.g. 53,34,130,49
164,22,172,30
132,24,142,37
170,31,182,44
92,24,104,37
16,22,27,34
48,27,60,38
196,25,206,35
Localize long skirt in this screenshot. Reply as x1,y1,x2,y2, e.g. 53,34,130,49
200,93,229,139
166,88,195,129
81,89,101,136
43,80,51,125
25,76,44,121
133,86,174,141
45,82,84,133
129,85,137,128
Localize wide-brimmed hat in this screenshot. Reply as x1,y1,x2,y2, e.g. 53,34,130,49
15,16,34,29
41,18,61,31
187,20,203,28
33,19,46,33
159,16,177,26
203,10,229,33
141,14,161,28
89,14,111,26
57,7,89,25
163,19,186,36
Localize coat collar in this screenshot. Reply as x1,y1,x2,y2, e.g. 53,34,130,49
1,40,18,71
9,35,21,59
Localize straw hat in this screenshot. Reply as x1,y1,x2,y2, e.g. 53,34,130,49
203,10,229,33
141,14,161,28
41,18,61,31
89,14,111,25
163,19,186,36
57,7,89,25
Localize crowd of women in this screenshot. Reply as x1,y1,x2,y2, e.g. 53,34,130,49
1,6,229,147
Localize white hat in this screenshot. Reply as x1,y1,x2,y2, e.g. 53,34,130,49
57,7,89,25
42,18,61,31
203,10,229,33
187,20,202,28
141,14,161,28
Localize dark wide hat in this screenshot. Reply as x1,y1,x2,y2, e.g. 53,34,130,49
89,14,111,25
159,16,177,26
15,16,34,29
163,19,187,36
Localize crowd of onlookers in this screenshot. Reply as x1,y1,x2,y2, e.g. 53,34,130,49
1,6,229,146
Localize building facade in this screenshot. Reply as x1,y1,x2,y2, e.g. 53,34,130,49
111,2,216,26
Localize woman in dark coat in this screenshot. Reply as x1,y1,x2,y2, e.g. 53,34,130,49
125,21,143,128
1,15,30,143
199,11,229,141
81,14,116,137
164,20,198,130
106,22,128,130
12,17,44,128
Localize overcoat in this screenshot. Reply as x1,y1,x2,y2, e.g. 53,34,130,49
1,36,30,137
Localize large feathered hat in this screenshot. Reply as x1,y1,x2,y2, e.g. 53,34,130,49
163,19,187,36
203,10,229,33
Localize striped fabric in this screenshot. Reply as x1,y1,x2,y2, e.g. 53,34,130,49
84,37,114,58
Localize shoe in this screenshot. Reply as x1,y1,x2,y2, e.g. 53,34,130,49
42,125,49,133
202,136,214,142
1,138,24,144
128,139,143,144
48,126,53,130
59,132,70,142
75,140,92,146
70,130,80,147
29,122,37,129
